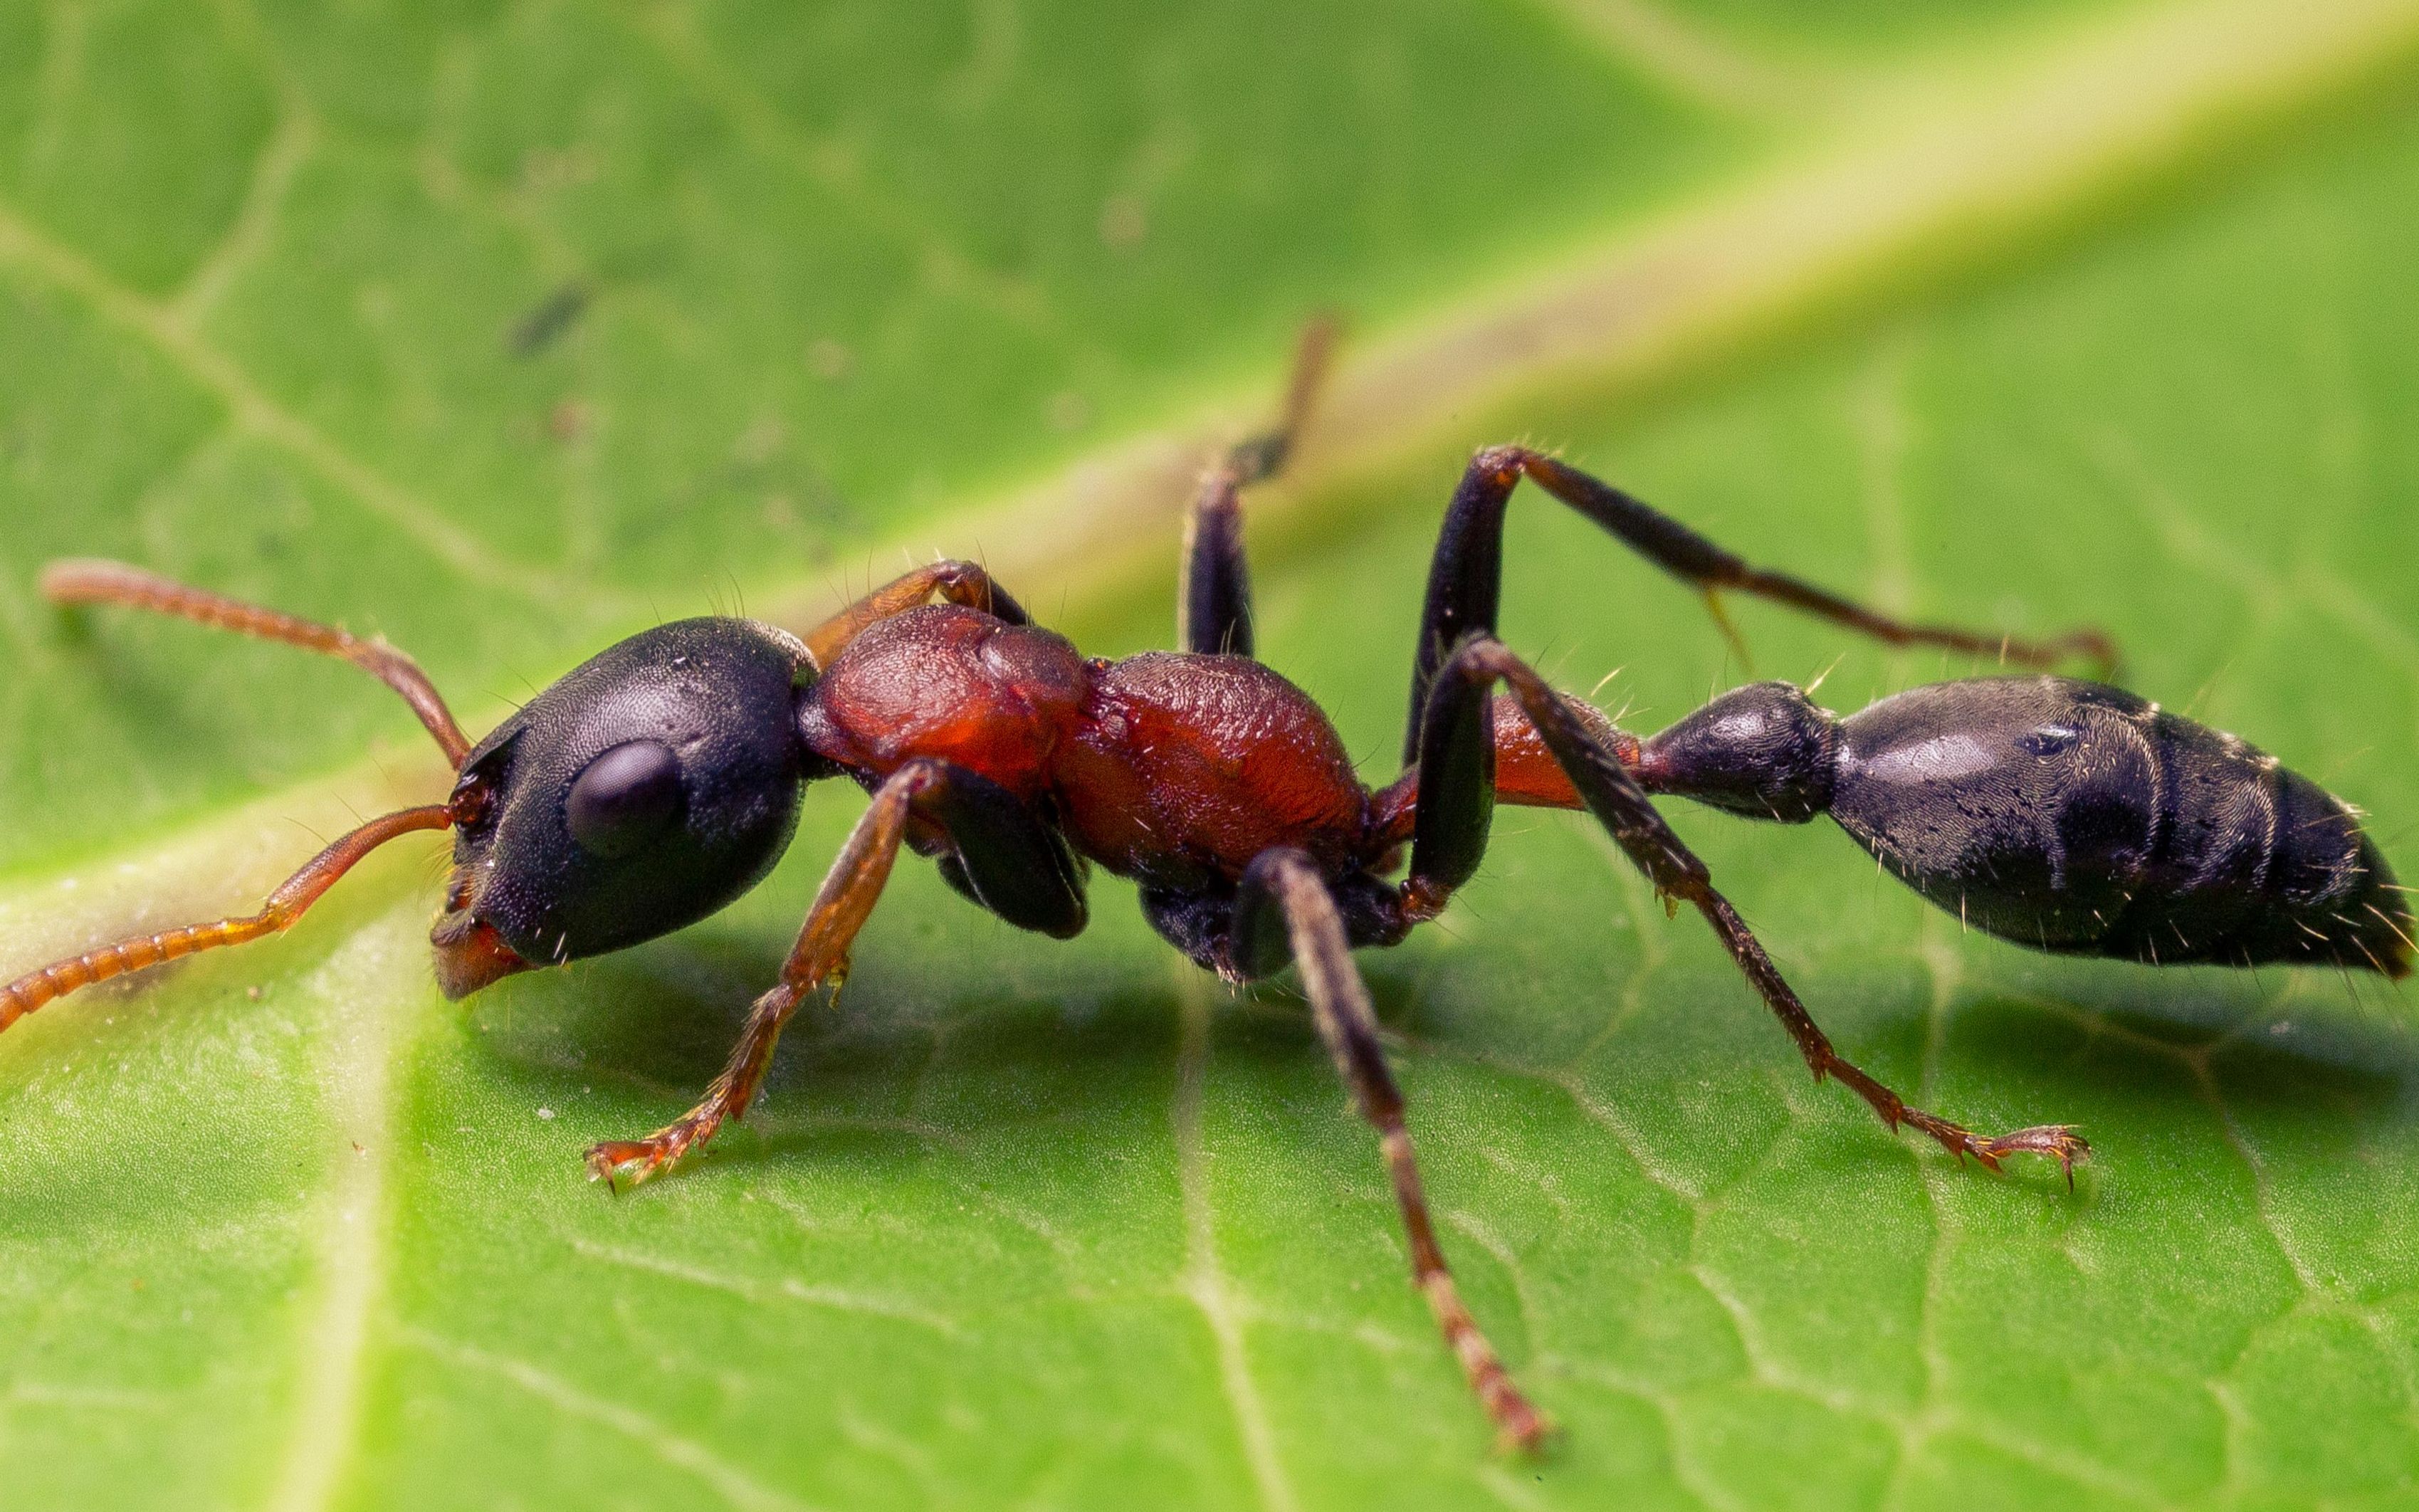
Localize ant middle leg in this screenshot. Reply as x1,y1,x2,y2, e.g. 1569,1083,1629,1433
586,759,1088,1187
918,765,1090,940
1400,447,2116,762
1231,846,1551,1452
1405,635,2087,1182
1177,317,1340,657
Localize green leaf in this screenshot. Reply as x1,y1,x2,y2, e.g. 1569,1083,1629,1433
5,1,2419,1508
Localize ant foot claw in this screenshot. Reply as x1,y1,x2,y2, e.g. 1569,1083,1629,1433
584,1123,710,1189
1494,1402,1560,1458
1973,1125,2089,1187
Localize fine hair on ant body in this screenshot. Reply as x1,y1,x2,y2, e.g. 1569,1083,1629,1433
4,326,2408,1451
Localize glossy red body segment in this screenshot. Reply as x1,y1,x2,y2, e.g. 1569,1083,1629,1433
1489,698,1589,809
804,607,1638,888
800,606,1091,802
1055,651,1370,888
802,608,1373,890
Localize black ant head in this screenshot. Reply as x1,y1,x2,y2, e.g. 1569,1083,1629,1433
431,618,817,998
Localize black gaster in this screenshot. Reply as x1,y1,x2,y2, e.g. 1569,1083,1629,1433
1826,676,2408,972
2126,713,2403,969
1830,678,2155,951
440,617,814,968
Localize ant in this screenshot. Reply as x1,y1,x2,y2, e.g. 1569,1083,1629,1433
3,326,2408,1451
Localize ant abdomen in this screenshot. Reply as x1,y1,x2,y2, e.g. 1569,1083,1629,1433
1828,677,2410,974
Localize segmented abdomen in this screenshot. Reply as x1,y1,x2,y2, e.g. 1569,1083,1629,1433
1829,677,2410,974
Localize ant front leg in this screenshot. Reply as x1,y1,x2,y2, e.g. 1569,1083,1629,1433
1400,448,2116,763
1232,848,1551,1453
587,765,925,1187
586,759,1088,1187
1178,317,1338,657
1407,636,2087,1183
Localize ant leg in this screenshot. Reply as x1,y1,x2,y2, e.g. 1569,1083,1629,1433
1416,636,2087,1182
1390,648,1639,915
802,560,1032,671
587,763,923,1187
1179,317,1339,657
584,759,1086,1187
1400,447,2116,762
921,764,1089,938
1178,468,1254,658
42,560,473,767
0,805,454,1034
1366,693,1634,854
1232,847,1551,1452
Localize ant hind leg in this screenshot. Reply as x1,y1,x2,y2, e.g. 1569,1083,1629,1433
1399,447,2116,763
1415,635,2087,1184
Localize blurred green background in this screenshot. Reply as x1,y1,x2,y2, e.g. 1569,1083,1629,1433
6,1,2419,1508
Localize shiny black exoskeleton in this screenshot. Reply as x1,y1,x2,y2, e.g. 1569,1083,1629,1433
1637,676,2410,973
431,618,819,991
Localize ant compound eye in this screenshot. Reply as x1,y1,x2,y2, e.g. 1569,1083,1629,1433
566,740,686,859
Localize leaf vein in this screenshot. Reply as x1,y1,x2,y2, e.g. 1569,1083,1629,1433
395,1327,828,1512
0,197,573,603
1172,969,1299,1512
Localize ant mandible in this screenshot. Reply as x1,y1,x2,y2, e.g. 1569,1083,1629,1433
4,326,2409,1451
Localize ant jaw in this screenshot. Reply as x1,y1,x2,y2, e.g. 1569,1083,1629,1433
429,911,535,999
